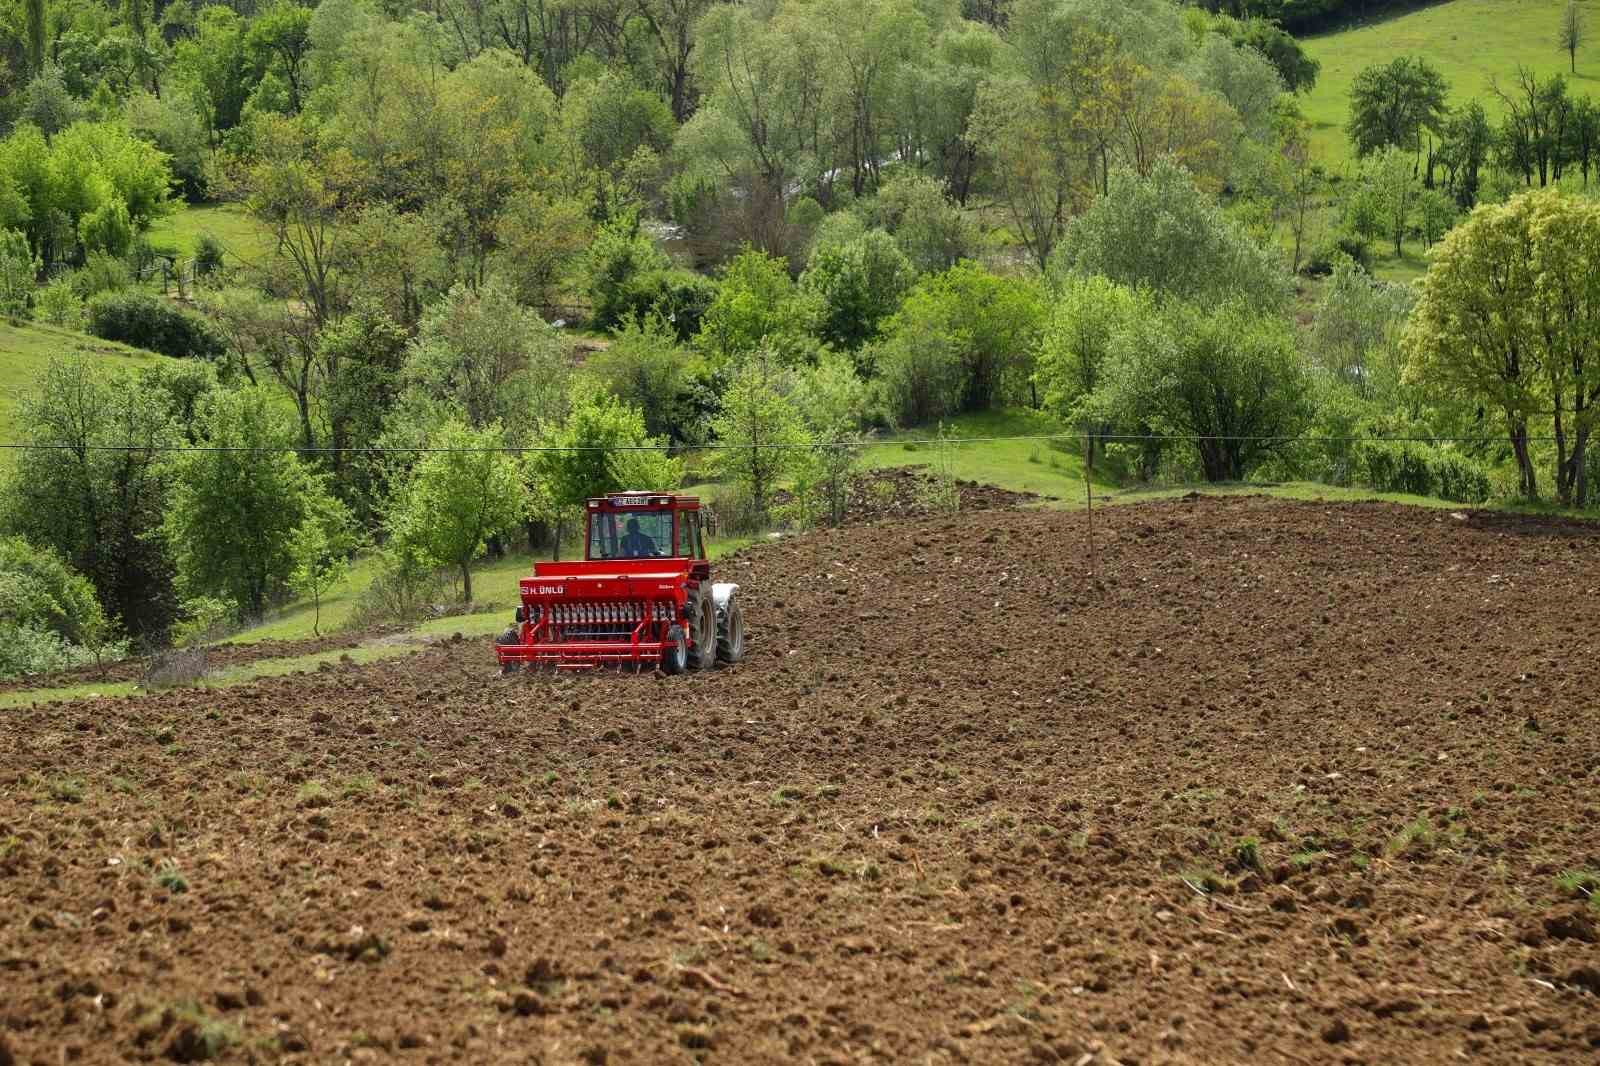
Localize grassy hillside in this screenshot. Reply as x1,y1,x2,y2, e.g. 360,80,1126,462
0,321,177,453
145,204,275,267
1302,0,1600,168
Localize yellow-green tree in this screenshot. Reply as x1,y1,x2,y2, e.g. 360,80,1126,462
1404,190,1600,505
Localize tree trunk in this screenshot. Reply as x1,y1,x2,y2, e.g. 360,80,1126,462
1509,421,1538,500
461,561,473,603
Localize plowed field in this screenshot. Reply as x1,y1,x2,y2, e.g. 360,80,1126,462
3,496,1598,1065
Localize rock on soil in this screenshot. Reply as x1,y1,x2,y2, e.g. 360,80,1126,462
3,495,1599,1063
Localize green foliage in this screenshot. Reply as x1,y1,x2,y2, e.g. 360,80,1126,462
786,353,869,527
1346,56,1449,158
74,253,132,297
86,292,225,359
1036,273,1147,462
78,197,134,257
1354,439,1493,503
1309,256,1413,400
696,246,819,363
163,387,342,618
711,354,811,527
22,65,81,136
1055,161,1292,314
0,229,39,322
582,315,705,442
867,175,981,274
534,386,681,521
607,268,718,343
288,494,359,636
1214,16,1320,93
35,276,85,328
492,193,592,314
193,235,226,279
585,212,671,331
385,419,527,603
3,359,182,638
0,535,113,679
800,229,914,350
1087,298,1311,482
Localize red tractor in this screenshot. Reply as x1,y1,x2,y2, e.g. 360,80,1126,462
494,492,746,673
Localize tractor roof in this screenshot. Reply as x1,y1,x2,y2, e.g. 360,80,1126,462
588,492,700,510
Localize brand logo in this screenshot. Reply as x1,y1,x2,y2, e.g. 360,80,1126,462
534,585,565,596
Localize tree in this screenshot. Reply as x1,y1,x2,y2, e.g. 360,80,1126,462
788,353,868,527
401,280,569,443
582,315,704,443
1436,100,1494,208
25,0,47,77
1275,120,1322,274
386,420,526,603
1493,68,1572,187
799,229,915,350
493,193,592,316
696,246,820,363
1365,146,1417,258
868,174,981,274
163,387,340,619
1405,190,1600,506
288,494,358,636
0,230,39,323
534,386,682,555
1220,17,1319,94
1091,299,1310,482
711,353,811,526
1346,56,1449,158
2,359,181,639
0,536,114,679
1309,256,1413,400
1055,160,1292,313
1035,273,1145,463
1562,1,1585,74
315,299,409,522
635,0,717,122
246,2,315,113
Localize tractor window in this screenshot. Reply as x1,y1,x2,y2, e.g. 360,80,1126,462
589,510,674,559
676,512,698,558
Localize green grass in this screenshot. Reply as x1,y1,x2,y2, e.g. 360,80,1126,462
1301,0,1600,169
863,408,1118,501
0,320,177,457
145,204,275,267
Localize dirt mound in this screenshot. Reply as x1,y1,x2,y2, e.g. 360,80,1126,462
3,495,1599,1064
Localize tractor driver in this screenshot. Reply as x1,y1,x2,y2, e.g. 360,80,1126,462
620,517,657,557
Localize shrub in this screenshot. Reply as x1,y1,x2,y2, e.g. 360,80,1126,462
607,268,717,342
193,234,226,279
86,291,225,358
35,275,84,328
1354,439,1492,503
73,252,133,297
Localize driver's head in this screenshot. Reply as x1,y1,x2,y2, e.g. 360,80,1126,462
626,517,641,535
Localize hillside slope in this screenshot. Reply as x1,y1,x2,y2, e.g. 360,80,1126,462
1302,0,1600,166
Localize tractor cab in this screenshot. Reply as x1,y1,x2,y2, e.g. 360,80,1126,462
585,493,708,571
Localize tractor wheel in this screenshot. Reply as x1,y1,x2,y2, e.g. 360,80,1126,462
717,596,746,664
691,594,716,670
662,625,689,675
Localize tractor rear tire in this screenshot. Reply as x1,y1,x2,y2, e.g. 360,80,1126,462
691,594,716,670
662,625,689,675
717,597,745,664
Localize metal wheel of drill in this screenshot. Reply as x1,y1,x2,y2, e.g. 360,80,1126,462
691,594,716,670
717,597,745,664
661,625,689,675
495,626,521,674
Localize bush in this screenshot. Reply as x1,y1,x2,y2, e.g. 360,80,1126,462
35,275,84,328
193,235,226,279
1304,231,1373,276
86,291,225,358
73,252,133,297
1354,439,1492,503
607,268,718,342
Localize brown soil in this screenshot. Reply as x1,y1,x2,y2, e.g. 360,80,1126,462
3,495,1598,1064
0,635,367,695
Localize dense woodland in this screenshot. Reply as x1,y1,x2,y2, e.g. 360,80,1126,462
2,0,1600,676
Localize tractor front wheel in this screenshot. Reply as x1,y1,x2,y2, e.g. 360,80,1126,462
717,597,745,664
662,625,689,675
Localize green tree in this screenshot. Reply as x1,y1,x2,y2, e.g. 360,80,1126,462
1404,190,1600,506
246,2,315,113
164,387,341,619
799,229,914,350
1346,56,1449,158
584,211,671,331
582,315,704,443
868,174,981,274
711,353,811,526
492,193,592,316
788,352,868,527
386,420,526,602
533,385,682,555
25,0,47,77
316,299,409,522
1436,100,1494,208
2,359,181,638
1364,145,1417,258
1219,16,1319,94
696,246,820,363
288,493,359,636
1091,298,1310,482
0,229,39,322
0,535,115,679
1035,273,1145,462
1562,1,1585,75
1055,160,1292,313
1309,255,1413,400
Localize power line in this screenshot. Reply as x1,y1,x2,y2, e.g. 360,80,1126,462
0,431,1563,455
